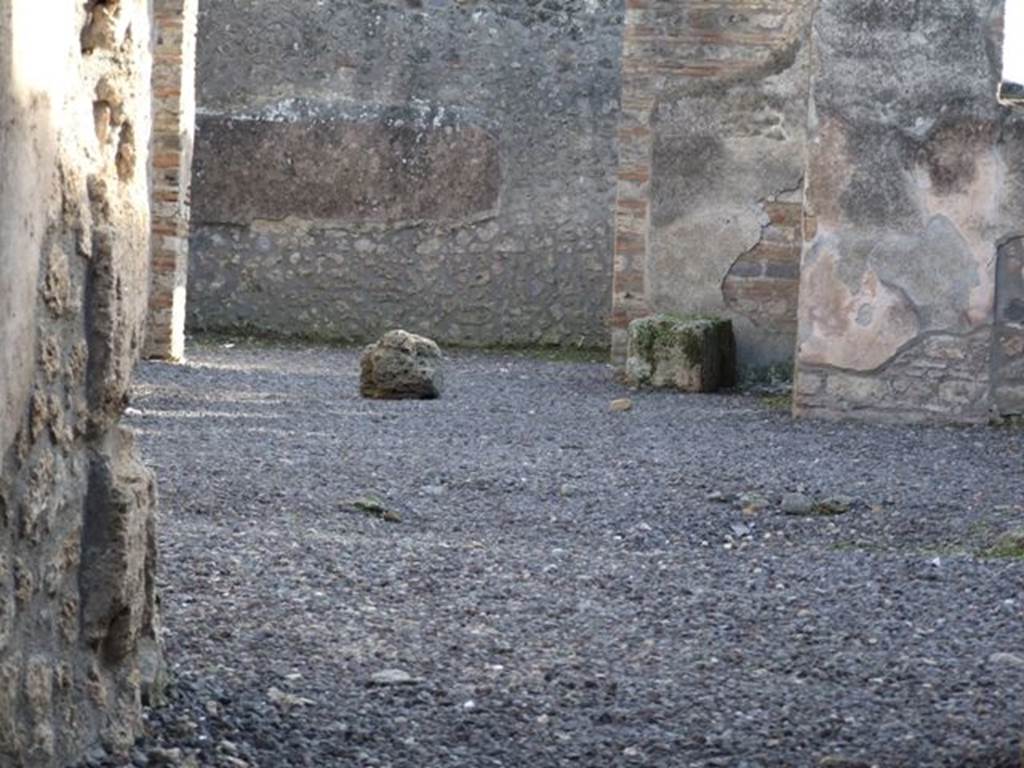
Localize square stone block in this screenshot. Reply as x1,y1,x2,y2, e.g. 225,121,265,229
625,315,736,392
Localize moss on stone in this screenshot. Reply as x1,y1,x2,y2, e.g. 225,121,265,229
991,413,1024,430
625,313,735,392
630,314,719,367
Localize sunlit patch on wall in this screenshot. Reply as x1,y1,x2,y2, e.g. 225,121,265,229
1000,0,1024,103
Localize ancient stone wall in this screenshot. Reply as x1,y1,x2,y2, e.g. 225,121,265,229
0,1,159,765
794,0,1024,423
612,0,815,370
146,0,198,361
187,0,623,348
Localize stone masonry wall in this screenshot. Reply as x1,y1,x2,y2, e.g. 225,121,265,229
794,0,1024,423
612,0,815,369
187,0,623,348
0,1,159,765
145,0,198,361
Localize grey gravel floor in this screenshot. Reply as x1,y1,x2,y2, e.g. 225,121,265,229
124,340,1024,768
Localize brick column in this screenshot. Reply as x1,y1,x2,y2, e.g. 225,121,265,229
610,0,814,366
146,0,197,360
610,0,656,364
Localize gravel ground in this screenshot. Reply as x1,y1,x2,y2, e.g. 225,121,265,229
111,340,1024,768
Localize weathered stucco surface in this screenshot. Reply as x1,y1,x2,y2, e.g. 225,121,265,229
611,0,815,370
795,0,1024,423
0,1,160,765
188,0,623,347
994,234,1024,414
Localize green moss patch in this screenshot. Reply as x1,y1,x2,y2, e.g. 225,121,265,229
979,529,1024,560
630,314,716,368
760,393,792,412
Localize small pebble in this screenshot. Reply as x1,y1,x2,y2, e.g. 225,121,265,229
989,652,1024,668
781,492,814,515
147,748,182,767
369,669,419,686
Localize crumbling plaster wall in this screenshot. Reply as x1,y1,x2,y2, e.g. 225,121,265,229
612,0,816,370
0,1,160,765
187,0,623,348
794,0,1024,423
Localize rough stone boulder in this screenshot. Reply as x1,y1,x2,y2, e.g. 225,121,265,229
360,330,444,399
625,315,736,393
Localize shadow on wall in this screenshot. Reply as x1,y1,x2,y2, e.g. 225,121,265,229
994,236,1024,416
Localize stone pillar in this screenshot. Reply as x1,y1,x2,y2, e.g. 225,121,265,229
794,0,1024,423
610,0,815,369
146,0,198,361
0,1,160,765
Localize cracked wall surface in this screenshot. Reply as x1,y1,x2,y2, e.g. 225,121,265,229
187,0,623,348
794,0,1024,423
612,0,815,369
0,1,159,765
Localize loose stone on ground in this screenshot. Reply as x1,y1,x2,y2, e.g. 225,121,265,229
360,329,444,400
781,492,814,515
368,669,421,687
625,314,736,393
